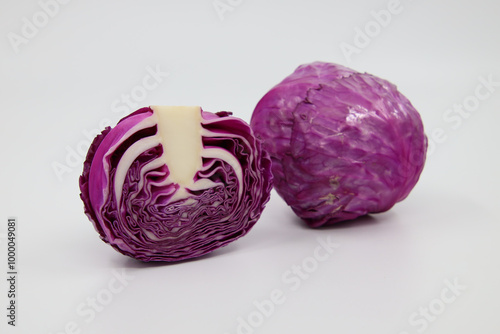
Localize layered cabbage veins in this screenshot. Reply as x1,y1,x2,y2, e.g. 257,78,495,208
251,62,427,227
80,106,272,261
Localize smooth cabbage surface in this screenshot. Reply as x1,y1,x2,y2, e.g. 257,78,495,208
80,107,272,261
251,62,427,227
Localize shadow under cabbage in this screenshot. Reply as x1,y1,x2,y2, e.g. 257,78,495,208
116,240,243,268
294,214,382,230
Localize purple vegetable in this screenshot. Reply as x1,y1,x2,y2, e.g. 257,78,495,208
80,106,272,262
251,62,427,227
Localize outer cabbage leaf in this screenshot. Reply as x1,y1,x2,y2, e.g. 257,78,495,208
80,107,272,261
250,62,427,227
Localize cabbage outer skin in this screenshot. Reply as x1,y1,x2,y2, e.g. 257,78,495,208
250,62,427,227
80,107,272,262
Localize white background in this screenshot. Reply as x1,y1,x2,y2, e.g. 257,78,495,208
1,0,499,333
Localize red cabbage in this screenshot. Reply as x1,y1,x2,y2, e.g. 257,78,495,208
80,106,272,261
250,62,427,227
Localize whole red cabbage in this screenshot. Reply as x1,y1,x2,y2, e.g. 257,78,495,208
80,107,272,261
251,62,427,227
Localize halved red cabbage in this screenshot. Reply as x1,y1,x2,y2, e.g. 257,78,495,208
251,62,427,227
80,106,272,262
